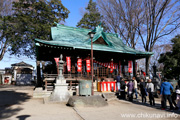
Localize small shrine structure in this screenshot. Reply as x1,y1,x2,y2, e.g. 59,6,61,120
11,61,34,85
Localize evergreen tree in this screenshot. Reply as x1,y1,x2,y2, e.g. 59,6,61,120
158,35,180,79
76,0,108,31
0,0,14,61
0,0,70,59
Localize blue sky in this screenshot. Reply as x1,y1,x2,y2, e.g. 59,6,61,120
0,0,91,69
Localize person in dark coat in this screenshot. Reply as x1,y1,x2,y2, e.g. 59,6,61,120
160,78,174,110
120,78,126,100
140,78,147,103
171,78,178,109
178,80,180,88
127,79,134,102
116,73,121,93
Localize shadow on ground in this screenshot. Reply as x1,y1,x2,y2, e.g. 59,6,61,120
16,115,31,120
116,94,180,115
0,90,31,119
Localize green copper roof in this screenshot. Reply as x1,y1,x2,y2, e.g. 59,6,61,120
35,24,153,55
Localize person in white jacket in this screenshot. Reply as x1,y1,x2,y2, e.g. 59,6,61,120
133,77,138,99
146,79,155,106
176,88,180,111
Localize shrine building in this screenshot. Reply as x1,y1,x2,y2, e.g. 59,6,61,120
34,23,153,87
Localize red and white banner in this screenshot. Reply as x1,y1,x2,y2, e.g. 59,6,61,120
54,57,59,74
54,58,59,66
86,59,91,72
66,57,71,72
110,61,113,73
99,81,116,92
77,58,82,72
128,61,132,73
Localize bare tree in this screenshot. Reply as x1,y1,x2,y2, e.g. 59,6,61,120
0,0,14,61
97,0,180,75
150,44,172,72
150,44,171,65
97,0,143,48
137,0,180,75
0,0,14,16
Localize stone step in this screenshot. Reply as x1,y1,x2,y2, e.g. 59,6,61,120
33,87,52,98
102,92,117,101
33,92,52,98
67,95,108,107
46,86,54,91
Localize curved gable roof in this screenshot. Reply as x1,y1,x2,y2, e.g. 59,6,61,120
35,24,153,56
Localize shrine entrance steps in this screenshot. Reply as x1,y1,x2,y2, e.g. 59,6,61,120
33,87,52,98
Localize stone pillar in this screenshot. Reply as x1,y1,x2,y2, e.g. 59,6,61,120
14,69,17,81
122,60,125,76
36,61,42,87
42,61,45,71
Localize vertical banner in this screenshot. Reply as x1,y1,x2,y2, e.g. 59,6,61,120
86,59,91,72
54,58,59,66
66,57,71,72
77,58,82,72
54,58,59,74
119,61,121,74
128,61,132,73
110,61,113,73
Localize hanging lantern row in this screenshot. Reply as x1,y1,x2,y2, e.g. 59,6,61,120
93,60,118,69
39,43,73,50
54,57,133,74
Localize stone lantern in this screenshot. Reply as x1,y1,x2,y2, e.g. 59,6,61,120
50,54,70,102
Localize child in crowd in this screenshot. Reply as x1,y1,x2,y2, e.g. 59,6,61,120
176,87,180,111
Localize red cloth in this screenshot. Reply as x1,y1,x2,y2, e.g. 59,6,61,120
143,72,146,77
4,80,9,84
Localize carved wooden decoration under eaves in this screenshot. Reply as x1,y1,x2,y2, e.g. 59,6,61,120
93,37,108,45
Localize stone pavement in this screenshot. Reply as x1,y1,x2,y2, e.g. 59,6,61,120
0,85,179,120
75,99,180,120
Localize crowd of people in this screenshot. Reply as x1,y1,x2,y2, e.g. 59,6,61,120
116,74,180,111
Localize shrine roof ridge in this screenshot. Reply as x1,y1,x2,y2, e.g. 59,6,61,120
54,24,118,37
